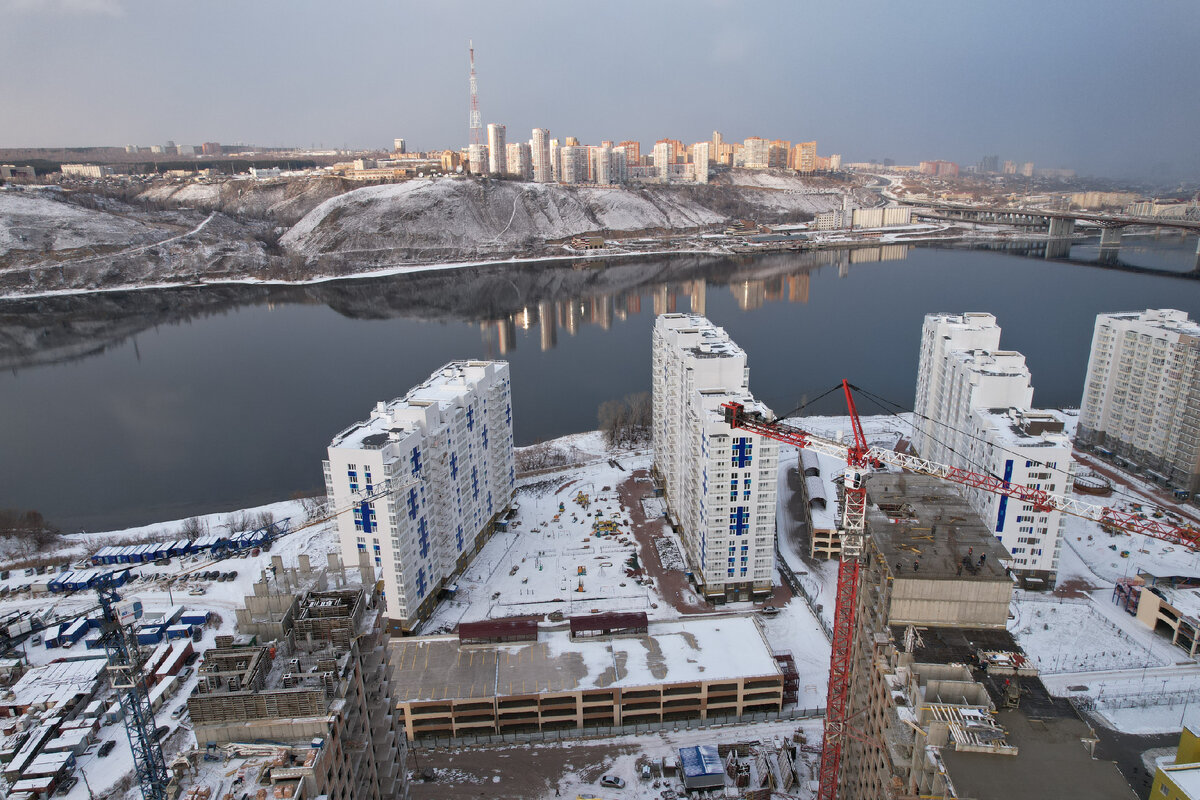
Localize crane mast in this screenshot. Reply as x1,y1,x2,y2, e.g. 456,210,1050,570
95,575,169,800
722,379,1200,800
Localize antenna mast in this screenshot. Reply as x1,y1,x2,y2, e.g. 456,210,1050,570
469,40,482,146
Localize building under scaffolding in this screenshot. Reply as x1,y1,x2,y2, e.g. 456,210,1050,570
839,475,1135,800
179,557,408,800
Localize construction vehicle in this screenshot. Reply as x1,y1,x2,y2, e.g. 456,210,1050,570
722,380,1200,800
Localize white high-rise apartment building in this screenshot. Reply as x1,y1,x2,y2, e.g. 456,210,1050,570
467,143,488,176
742,137,770,170
652,141,671,179
325,361,515,632
559,145,587,183
532,128,552,183
506,142,532,179
487,123,507,174
592,146,613,185
652,314,778,602
913,312,1074,583
692,142,710,184
1078,309,1200,493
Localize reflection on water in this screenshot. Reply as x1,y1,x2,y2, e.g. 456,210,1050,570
1,237,1197,532
475,245,912,356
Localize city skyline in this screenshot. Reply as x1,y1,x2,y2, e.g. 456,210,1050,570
2,1,1198,182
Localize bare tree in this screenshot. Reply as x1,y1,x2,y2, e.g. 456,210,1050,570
598,392,652,450
180,516,208,539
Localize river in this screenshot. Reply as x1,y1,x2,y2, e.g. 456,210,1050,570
2,234,1198,532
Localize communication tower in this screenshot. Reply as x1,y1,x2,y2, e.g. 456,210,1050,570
468,40,483,146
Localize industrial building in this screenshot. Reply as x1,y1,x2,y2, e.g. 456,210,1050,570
1153,725,1200,800
651,314,779,602
912,312,1075,584
389,614,788,741
184,560,406,800
1078,309,1200,495
797,449,842,559
1114,571,1200,658
839,474,1135,800
325,360,515,632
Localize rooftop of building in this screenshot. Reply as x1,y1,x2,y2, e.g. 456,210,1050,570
866,474,1011,581
329,360,504,450
389,615,780,703
1102,308,1200,337
2,656,107,710
927,311,999,329
942,709,1133,800
949,347,1031,379
1147,582,1200,622
655,314,746,360
975,407,1072,450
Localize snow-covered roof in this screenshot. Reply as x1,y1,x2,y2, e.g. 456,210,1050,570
391,615,780,702
2,657,106,711
330,360,504,450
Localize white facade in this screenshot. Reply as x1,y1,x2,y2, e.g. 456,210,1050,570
532,128,552,183
487,123,506,174
692,142,710,184
913,312,1073,582
1079,309,1200,492
652,142,671,179
559,145,587,184
325,361,515,631
467,143,488,176
592,146,613,185
742,138,770,170
505,142,532,179
652,315,778,601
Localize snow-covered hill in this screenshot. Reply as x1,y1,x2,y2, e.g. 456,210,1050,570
0,189,168,257
280,177,845,265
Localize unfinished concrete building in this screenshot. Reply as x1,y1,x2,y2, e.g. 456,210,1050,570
390,614,789,741
182,560,407,800
838,474,1134,800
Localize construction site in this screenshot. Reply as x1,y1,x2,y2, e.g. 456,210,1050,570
171,554,407,800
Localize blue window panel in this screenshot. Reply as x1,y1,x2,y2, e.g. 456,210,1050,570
410,447,423,476
359,501,375,534
466,407,475,431
417,568,427,598
349,482,358,492
728,569,735,577
728,557,735,566
407,488,419,520
509,465,515,484
472,467,479,500
996,459,1014,532
482,425,489,449
373,544,380,552
487,491,493,514
728,507,749,536
418,518,430,558
505,404,511,425
456,525,464,551
450,453,459,479
375,557,382,566
732,437,753,468
356,542,365,549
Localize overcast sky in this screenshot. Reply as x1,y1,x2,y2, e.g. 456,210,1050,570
2,0,1198,182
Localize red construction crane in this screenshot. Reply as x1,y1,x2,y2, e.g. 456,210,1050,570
722,380,1200,800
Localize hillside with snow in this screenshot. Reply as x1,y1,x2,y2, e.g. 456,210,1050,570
0,189,170,258
280,176,846,266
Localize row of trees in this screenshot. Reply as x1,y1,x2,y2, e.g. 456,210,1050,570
598,392,652,449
